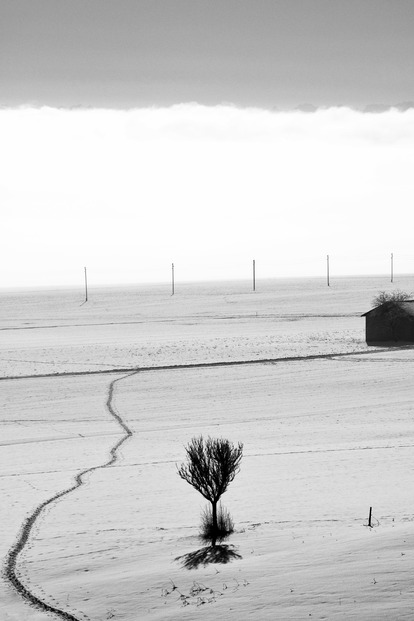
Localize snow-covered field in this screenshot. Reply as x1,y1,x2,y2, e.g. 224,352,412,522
0,277,371,377
1,276,414,620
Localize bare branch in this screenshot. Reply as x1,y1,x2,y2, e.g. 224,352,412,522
178,436,243,503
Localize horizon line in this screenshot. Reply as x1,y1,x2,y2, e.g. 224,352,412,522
1,273,412,293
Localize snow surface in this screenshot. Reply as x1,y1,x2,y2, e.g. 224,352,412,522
1,276,414,620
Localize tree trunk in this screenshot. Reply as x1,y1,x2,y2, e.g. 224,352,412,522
211,500,218,548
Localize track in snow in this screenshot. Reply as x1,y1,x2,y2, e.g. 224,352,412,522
3,370,138,621
1,344,413,383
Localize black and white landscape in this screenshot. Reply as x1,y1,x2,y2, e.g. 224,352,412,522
1,2,414,619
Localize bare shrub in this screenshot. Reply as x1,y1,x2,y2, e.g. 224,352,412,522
372,290,412,307
200,503,234,543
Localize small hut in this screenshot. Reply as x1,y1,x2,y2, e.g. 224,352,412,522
362,300,414,344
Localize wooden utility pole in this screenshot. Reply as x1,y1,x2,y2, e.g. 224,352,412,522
253,259,256,292
171,263,175,296
391,253,394,283
327,254,330,287
84,266,88,302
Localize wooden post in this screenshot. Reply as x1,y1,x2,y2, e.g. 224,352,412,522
391,253,394,283
327,254,330,287
368,506,372,528
84,267,88,302
171,263,175,296
253,259,256,292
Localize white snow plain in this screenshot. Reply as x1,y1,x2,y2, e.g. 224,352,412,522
1,276,414,620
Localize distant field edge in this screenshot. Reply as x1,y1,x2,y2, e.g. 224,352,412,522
1,345,413,381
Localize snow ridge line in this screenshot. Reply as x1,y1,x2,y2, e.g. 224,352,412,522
3,370,138,621
0,345,413,382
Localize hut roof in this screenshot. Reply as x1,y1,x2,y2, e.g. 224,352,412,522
361,300,414,318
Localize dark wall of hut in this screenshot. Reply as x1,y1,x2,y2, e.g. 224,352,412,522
365,314,414,343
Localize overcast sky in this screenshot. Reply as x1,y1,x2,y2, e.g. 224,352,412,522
2,0,414,108
1,1,414,287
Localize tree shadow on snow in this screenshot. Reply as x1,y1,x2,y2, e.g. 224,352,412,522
175,544,242,570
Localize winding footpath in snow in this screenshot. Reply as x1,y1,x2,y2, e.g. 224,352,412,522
3,370,138,621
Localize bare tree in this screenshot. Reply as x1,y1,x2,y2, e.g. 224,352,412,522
178,436,243,547
372,290,411,307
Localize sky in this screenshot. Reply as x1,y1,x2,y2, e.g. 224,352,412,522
1,1,414,287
